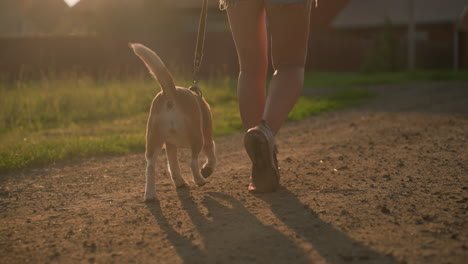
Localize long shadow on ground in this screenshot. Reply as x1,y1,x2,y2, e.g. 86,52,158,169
147,187,401,263
147,188,309,263
257,187,400,263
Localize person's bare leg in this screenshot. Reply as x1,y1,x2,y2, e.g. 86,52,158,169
264,1,311,135
264,67,305,135
226,1,268,130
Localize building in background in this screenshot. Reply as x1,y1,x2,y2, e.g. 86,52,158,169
0,0,69,36
0,0,467,77
332,0,468,70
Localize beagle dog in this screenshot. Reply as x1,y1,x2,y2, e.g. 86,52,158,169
130,43,216,201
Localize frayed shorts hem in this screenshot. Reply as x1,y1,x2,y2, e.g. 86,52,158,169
220,0,310,10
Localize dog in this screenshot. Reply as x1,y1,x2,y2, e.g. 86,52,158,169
129,43,216,201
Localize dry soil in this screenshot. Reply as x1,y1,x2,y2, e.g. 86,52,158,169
1,81,467,264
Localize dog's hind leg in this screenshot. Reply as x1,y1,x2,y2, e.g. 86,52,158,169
201,140,217,178
145,153,160,201
165,143,189,188
190,149,207,187
145,128,163,201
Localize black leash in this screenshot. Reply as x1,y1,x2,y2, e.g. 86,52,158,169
189,0,209,96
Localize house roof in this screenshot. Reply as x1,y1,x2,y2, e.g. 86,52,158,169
310,0,350,29
72,0,218,13
14,0,69,13
72,0,144,13
164,0,219,9
0,0,70,36
333,0,468,28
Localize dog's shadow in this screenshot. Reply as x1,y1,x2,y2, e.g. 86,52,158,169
145,191,207,261
146,188,399,263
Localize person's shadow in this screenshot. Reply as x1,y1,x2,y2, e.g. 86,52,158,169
256,187,400,263
147,187,400,263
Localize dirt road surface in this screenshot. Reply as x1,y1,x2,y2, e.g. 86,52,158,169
1,82,467,264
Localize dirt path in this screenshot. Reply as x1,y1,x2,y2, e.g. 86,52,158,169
1,82,467,264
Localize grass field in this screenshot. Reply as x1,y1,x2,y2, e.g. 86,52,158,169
1,70,467,173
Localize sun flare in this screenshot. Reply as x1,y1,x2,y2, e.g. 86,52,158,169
63,0,80,7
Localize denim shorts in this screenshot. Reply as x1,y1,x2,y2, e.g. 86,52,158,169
224,0,308,3
220,0,311,10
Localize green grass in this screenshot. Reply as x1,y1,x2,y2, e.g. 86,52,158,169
1,70,466,173
0,74,242,173
288,88,375,121
303,70,468,88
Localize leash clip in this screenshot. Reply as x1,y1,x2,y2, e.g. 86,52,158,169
189,84,203,97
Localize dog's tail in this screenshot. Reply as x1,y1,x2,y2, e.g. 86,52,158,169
129,43,176,97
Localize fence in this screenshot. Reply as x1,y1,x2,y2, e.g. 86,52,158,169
0,33,237,79
0,32,460,80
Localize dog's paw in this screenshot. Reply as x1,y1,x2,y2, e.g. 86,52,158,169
194,176,207,187
201,166,214,178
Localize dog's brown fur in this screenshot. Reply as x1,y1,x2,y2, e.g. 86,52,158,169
130,43,216,201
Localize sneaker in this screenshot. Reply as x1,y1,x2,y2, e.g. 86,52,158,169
244,120,280,193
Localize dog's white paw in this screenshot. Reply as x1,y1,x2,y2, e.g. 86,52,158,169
194,176,207,187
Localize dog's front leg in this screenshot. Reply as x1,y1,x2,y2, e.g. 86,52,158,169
165,143,189,188
190,150,206,187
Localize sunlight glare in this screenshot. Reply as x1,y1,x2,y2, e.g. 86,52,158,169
64,0,80,7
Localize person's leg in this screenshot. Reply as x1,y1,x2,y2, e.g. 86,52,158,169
226,1,278,193
225,0,268,130
264,1,311,135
